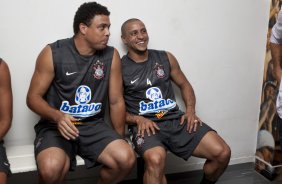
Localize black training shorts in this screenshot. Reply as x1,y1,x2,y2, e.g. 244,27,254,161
34,120,122,170
129,118,214,160
0,141,11,175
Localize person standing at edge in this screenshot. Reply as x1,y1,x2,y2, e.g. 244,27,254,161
26,2,135,184
121,18,231,184
270,4,282,152
0,58,12,184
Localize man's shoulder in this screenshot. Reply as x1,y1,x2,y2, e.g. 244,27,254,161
148,49,167,53
148,49,169,60
103,45,114,52
121,53,128,61
98,46,115,58
49,38,72,49
148,49,168,57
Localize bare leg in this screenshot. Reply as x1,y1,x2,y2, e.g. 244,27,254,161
36,147,70,184
143,146,167,184
192,131,231,182
0,172,7,184
97,140,136,184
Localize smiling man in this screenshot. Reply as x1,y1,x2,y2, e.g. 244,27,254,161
121,18,231,184
26,2,135,184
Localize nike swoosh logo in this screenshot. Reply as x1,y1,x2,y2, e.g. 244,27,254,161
3,162,9,166
130,78,139,84
66,71,77,76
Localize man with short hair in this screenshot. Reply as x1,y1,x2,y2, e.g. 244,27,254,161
121,18,231,184
27,2,135,184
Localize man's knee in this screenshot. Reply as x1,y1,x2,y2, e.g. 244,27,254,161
37,152,69,183
113,144,136,170
38,161,67,183
39,157,68,174
120,148,136,170
221,144,231,163
212,143,231,164
144,151,166,169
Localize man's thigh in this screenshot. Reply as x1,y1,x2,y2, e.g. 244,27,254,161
191,131,227,159
167,119,213,160
129,126,166,157
34,122,75,170
77,122,123,168
97,139,134,166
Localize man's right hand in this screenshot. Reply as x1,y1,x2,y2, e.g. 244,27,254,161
56,113,79,140
135,116,160,137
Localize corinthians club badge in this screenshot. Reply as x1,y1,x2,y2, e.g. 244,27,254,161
93,60,104,79
135,135,145,147
154,62,165,78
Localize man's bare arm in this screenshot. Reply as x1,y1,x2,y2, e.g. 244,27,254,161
26,46,78,140
109,49,126,136
0,60,12,140
167,52,202,133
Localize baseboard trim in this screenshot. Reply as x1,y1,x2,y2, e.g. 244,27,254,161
165,155,255,174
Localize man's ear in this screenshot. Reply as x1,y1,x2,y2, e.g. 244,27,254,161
79,23,88,35
121,35,127,45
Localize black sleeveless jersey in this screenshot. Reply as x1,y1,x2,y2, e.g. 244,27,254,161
44,37,113,123
122,49,184,122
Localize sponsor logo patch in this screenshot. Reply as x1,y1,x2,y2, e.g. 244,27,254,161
60,85,102,117
139,87,176,116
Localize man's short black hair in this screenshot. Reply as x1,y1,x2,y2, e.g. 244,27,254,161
73,2,110,34
121,18,141,37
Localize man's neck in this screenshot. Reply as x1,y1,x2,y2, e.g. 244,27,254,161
73,35,96,56
128,50,148,63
